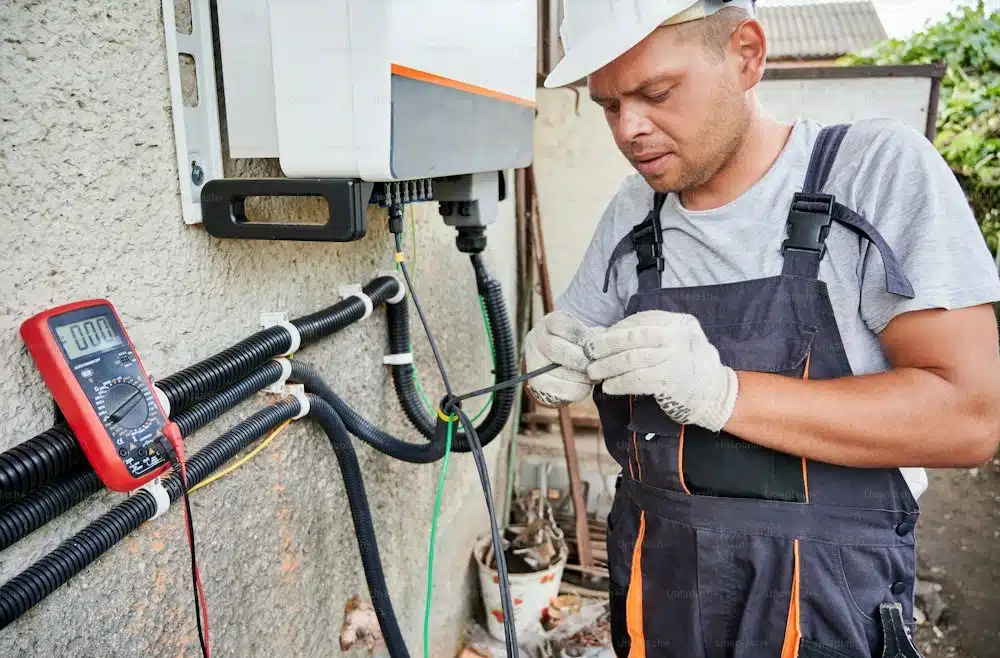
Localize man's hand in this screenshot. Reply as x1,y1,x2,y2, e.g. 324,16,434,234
524,310,604,407
584,310,739,432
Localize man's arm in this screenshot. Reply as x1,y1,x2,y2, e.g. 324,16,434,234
725,304,1000,468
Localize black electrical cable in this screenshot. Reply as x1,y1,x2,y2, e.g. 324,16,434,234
0,276,401,499
0,362,286,553
306,395,409,658
289,361,446,464
386,250,518,451
0,398,301,630
387,217,519,656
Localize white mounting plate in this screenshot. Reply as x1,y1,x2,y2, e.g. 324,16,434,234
162,0,224,225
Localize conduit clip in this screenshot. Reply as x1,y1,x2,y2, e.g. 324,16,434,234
133,477,171,520
264,357,294,395
153,385,172,418
382,352,414,366
339,284,374,320
378,269,407,304
260,311,301,357
285,384,310,420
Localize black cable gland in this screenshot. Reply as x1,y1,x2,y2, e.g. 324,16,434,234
434,395,462,446
455,226,487,254
388,202,405,235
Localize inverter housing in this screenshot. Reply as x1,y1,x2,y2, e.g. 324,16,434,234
216,0,538,181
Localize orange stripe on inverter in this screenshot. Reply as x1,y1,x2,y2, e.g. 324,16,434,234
389,64,536,108
626,511,647,657
781,539,802,658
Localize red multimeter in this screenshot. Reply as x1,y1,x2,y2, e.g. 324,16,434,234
20,299,172,492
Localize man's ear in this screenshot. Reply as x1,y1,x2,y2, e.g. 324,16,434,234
733,18,767,90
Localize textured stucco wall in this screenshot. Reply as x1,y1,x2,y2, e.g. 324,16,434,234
0,2,517,655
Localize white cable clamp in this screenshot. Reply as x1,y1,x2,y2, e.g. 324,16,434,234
378,269,407,304
289,387,310,419
261,312,300,356
136,477,171,520
153,385,171,418
339,284,374,321
276,321,301,356
264,357,293,394
382,352,414,366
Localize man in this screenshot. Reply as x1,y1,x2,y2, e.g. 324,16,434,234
523,1,1000,657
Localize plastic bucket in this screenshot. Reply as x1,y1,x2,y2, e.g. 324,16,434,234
474,533,567,642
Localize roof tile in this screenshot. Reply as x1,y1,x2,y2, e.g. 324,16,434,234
756,1,889,60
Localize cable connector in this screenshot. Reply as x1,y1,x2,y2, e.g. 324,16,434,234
387,201,405,235
378,269,407,304
339,284,373,321
152,431,180,468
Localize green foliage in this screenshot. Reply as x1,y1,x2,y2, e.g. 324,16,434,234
839,1,1000,253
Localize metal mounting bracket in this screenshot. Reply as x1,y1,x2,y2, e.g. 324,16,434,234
162,0,224,225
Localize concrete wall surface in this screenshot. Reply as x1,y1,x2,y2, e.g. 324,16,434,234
0,2,518,655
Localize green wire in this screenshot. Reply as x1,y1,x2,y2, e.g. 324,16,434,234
423,416,454,658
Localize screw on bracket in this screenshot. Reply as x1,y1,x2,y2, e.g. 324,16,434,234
191,162,205,186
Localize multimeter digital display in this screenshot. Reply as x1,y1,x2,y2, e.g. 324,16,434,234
21,299,171,492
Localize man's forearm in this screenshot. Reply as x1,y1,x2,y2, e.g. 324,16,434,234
723,367,999,469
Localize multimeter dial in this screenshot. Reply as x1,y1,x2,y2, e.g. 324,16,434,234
95,377,155,435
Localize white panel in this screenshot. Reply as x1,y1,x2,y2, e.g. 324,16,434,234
268,0,391,179
390,0,537,103
217,0,279,158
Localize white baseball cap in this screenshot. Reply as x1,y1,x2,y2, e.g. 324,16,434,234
543,0,757,88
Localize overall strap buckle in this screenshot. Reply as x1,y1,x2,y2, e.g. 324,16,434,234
632,213,664,274
782,192,835,258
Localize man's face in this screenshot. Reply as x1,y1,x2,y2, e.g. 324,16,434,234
588,21,754,194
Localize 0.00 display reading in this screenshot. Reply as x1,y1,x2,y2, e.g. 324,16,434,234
55,315,124,359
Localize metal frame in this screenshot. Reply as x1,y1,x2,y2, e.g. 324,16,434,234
163,0,224,225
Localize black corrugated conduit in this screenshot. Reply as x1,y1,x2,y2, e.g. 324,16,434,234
155,276,400,413
0,394,410,658
306,395,408,657
0,276,401,499
289,361,445,464
0,362,287,552
386,253,516,452
0,399,301,630
0,425,83,503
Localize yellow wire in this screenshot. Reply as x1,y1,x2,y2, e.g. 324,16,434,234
188,419,293,494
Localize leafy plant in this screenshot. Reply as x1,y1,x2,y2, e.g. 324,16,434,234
839,1,1000,252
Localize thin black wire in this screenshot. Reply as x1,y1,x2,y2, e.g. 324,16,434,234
394,232,454,397
450,363,559,407
391,225,519,656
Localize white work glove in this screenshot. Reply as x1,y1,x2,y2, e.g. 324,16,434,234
524,310,603,407
583,310,738,432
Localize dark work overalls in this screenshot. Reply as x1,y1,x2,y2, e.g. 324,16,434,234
595,125,925,658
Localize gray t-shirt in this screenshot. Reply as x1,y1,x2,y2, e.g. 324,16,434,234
556,117,1000,500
